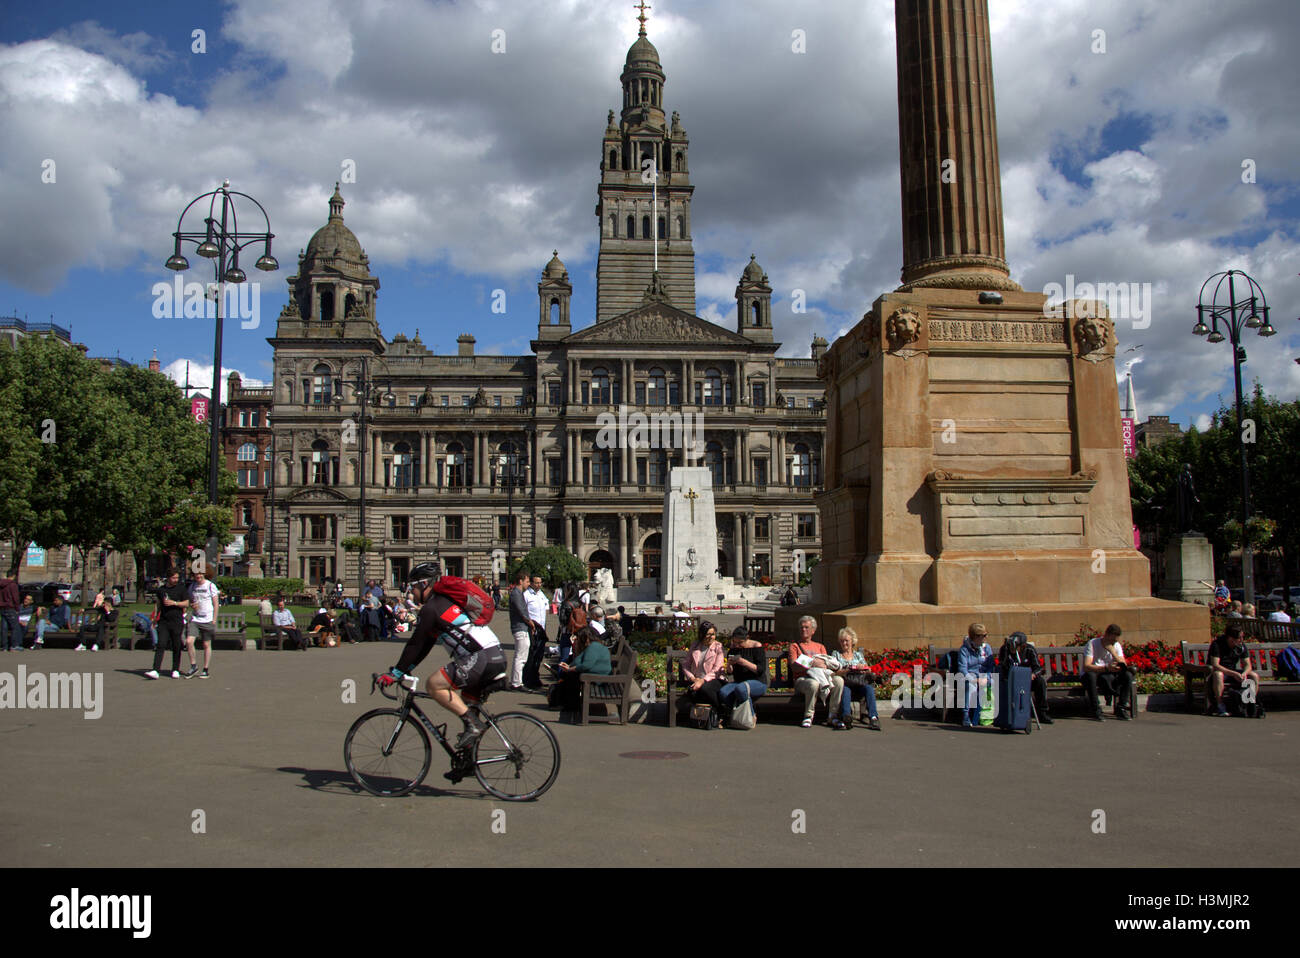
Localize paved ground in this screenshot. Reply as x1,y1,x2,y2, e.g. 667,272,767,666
2,631,1297,868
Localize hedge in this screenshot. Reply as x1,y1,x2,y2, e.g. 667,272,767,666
213,577,305,599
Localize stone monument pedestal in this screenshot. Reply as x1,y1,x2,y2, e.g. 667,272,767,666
662,466,725,605
1159,534,1214,605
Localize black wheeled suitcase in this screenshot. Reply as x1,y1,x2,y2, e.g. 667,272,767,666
994,665,1033,734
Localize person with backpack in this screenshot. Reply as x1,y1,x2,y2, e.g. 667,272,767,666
556,582,588,667
378,565,506,755
1207,622,1264,718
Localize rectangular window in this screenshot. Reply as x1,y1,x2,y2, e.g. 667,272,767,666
547,458,562,487
514,394,523,407
251,409,260,428
752,459,768,487
462,395,470,407
441,395,449,407
409,394,419,406
264,469,271,487
494,395,502,407
548,382,562,405
445,516,463,541
389,557,409,588
755,516,770,540
308,515,329,541
786,395,796,409
668,381,680,406
497,515,517,540
391,516,409,541
807,397,816,409
797,513,817,538
751,383,766,408
581,381,590,404
546,517,563,543
307,556,328,586
635,382,646,405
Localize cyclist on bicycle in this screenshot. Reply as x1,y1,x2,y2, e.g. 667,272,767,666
377,563,508,750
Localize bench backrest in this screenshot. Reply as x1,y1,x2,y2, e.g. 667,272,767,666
1217,617,1300,643
668,645,791,689
1181,641,1289,678
744,616,775,636
216,612,246,631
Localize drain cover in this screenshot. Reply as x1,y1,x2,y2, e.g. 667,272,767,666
618,750,689,760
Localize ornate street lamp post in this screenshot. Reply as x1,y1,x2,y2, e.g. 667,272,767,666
165,182,278,559
341,356,393,599
1193,269,1276,606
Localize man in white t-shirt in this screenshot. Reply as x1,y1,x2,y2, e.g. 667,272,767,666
1082,623,1134,721
521,575,551,690
184,570,221,679
1267,608,1291,623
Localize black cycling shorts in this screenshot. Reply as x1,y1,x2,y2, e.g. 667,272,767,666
440,648,508,697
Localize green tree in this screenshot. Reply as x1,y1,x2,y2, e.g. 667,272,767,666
509,546,586,589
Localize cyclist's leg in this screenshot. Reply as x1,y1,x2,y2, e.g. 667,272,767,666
426,668,469,717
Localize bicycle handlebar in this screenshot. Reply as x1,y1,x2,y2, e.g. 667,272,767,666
371,672,419,700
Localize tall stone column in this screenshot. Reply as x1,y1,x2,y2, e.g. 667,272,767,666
895,0,1018,292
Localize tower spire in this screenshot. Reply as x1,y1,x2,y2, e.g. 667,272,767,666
635,0,650,36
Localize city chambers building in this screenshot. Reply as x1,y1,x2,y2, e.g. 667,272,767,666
265,24,825,592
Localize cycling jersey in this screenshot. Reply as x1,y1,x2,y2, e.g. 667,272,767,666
394,593,501,677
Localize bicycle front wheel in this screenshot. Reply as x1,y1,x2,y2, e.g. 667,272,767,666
344,708,432,797
473,712,561,801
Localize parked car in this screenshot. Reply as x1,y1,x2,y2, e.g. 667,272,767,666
50,582,83,604
19,581,50,603
1267,586,1300,604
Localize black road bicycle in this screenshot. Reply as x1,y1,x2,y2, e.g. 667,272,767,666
345,673,561,801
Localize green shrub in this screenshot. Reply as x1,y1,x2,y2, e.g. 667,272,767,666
213,577,305,599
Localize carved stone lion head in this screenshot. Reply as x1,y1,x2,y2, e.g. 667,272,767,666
1073,316,1111,354
886,308,922,350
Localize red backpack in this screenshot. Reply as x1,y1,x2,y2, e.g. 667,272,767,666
429,576,494,626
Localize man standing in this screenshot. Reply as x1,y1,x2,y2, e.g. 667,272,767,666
0,575,20,651
146,569,188,679
521,574,550,690
507,570,537,692
1082,624,1134,721
185,569,220,679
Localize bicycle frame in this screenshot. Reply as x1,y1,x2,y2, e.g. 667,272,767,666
376,679,522,774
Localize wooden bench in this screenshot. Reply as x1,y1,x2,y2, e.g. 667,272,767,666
1224,617,1300,643
258,613,309,650
1180,641,1300,713
33,612,98,650
576,636,639,726
208,612,249,651
927,644,1138,720
743,616,775,638
666,646,845,726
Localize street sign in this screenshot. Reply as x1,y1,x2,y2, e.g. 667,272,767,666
26,545,46,567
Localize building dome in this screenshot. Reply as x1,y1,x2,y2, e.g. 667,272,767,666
742,254,766,282
543,250,568,279
304,184,364,262
625,35,661,68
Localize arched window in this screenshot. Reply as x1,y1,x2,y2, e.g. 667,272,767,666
591,366,611,405
319,288,335,324
676,215,685,239
608,149,617,169
311,364,332,405
607,214,616,237
641,216,651,239
344,292,357,318
239,502,254,527
626,214,635,238
264,445,272,461
237,442,257,461
657,216,666,240
446,441,466,488
674,151,684,172
791,442,812,488
705,441,725,486
703,367,723,406
392,441,415,488
496,440,524,488
647,367,666,406
311,439,332,485
550,298,560,324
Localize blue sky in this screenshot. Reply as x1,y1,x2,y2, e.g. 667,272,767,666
1,0,1297,430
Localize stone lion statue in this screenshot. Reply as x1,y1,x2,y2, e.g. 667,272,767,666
886,308,922,350
592,567,616,606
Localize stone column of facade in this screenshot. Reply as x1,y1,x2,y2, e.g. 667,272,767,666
744,513,755,582
563,513,572,551
894,0,1017,292
731,512,741,578
740,430,750,484
619,514,629,577
732,431,741,487
575,513,586,563
774,432,785,484
371,431,381,485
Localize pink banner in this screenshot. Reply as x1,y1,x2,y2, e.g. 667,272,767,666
191,396,209,424
1121,417,1135,458
1133,525,1141,549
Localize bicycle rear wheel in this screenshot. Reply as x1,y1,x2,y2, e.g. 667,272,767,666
473,711,561,801
344,708,431,797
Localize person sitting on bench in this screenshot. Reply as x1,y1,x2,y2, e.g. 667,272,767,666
307,608,335,647
550,627,612,712
273,599,306,650
998,631,1052,724
1082,624,1134,721
1207,621,1262,718
956,623,994,727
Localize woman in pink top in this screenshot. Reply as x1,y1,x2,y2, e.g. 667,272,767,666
682,619,727,723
